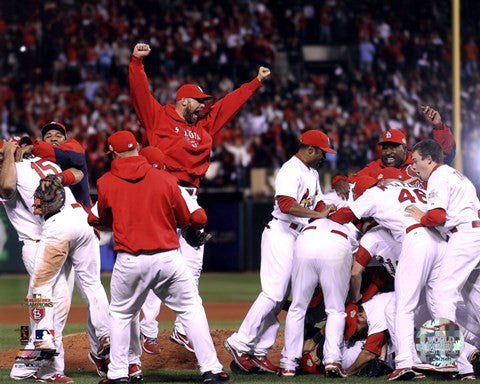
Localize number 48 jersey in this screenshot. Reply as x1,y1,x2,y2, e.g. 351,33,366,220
15,156,77,216
350,181,427,242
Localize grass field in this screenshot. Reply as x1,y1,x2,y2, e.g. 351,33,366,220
0,274,455,383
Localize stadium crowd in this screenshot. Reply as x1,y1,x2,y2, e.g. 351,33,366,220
0,0,479,190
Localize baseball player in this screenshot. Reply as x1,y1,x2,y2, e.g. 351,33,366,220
224,130,336,374
0,140,76,383
406,139,480,329
332,106,455,199
329,169,449,380
96,131,230,384
129,42,270,350
280,217,355,377
18,122,111,369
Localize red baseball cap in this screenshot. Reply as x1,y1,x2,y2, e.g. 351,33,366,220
176,84,212,101
107,131,138,153
377,167,406,181
378,129,407,146
139,146,165,168
344,303,359,340
353,176,378,200
300,130,336,154
41,122,67,138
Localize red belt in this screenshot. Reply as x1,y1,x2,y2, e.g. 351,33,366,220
303,226,348,239
273,217,303,231
451,220,480,234
406,223,423,234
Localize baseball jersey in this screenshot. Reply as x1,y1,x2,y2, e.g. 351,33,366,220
350,181,427,242
2,157,76,241
426,164,480,237
362,292,393,336
359,226,401,277
272,155,322,227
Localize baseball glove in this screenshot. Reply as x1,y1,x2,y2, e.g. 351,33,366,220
33,175,66,216
356,358,393,377
181,226,212,248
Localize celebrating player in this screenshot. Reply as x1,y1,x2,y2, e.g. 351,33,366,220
129,42,271,350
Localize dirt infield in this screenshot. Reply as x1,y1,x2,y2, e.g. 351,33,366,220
0,303,285,371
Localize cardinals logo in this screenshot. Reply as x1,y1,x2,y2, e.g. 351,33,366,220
184,129,201,148
30,307,45,323
300,188,314,208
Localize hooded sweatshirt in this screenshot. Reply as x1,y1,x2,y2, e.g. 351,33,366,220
97,155,190,254
129,56,262,187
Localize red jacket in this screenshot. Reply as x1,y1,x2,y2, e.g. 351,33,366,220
332,123,455,185
129,56,262,187
97,156,190,254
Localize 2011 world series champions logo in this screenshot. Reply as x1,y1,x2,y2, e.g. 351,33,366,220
415,318,464,367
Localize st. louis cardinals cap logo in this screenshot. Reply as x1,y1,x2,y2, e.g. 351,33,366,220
30,307,45,323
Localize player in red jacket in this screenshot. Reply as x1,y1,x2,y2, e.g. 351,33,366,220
96,131,230,384
129,42,271,350
332,106,455,198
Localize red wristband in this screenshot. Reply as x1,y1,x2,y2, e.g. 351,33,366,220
59,170,76,186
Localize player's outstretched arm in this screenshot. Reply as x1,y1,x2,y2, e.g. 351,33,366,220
0,140,18,199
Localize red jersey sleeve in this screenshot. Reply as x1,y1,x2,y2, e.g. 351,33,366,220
432,123,455,156
364,331,386,355
420,208,446,227
96,180,113,229
203,78,262,138
129,56,164,132
329,207,357,224
276,195,295,213
355,246,372,267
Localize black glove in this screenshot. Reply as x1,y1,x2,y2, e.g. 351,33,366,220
33,175,66,216
181,226,212,248
356,358,393,377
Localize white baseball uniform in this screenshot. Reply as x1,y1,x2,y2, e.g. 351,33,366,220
350,181,446,369
280,218,354,370
228,155,323,356
424,165,480,326
2,159,74,380
13,156,110,378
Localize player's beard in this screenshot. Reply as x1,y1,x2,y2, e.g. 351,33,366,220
184,107,202,124
310,157,325,170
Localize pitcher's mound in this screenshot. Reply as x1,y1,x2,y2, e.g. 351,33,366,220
0,330,283,371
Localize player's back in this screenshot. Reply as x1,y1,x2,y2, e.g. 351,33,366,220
358,182,428,242
15,156,76,216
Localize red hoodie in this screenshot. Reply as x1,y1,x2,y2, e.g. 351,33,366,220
97,156,190,254
129,56,262,187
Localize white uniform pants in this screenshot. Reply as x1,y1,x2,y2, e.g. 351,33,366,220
108,250,223,380
140,188,203,338
389,228,445,369
430,228,480,325
18,239,74,379
280,229,352,369
228,219,298,356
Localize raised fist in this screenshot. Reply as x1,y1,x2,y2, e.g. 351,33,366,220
420,105,442,126
257,66,271,82
133,43,151,59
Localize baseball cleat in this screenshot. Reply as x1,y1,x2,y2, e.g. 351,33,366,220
170,328,194,353
324,362,347,378
412,363,458,373
449,373,476,380
277,368,296,377
468,349,480,375
37,373,74,383
201,371,231,384
10,361,37,380
387,368,416,381
141,334,160,355
98,378,129,384
223,339,257,372
128,364,143,383
413,371,426,380
251,355,279,373
88,352,108,378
